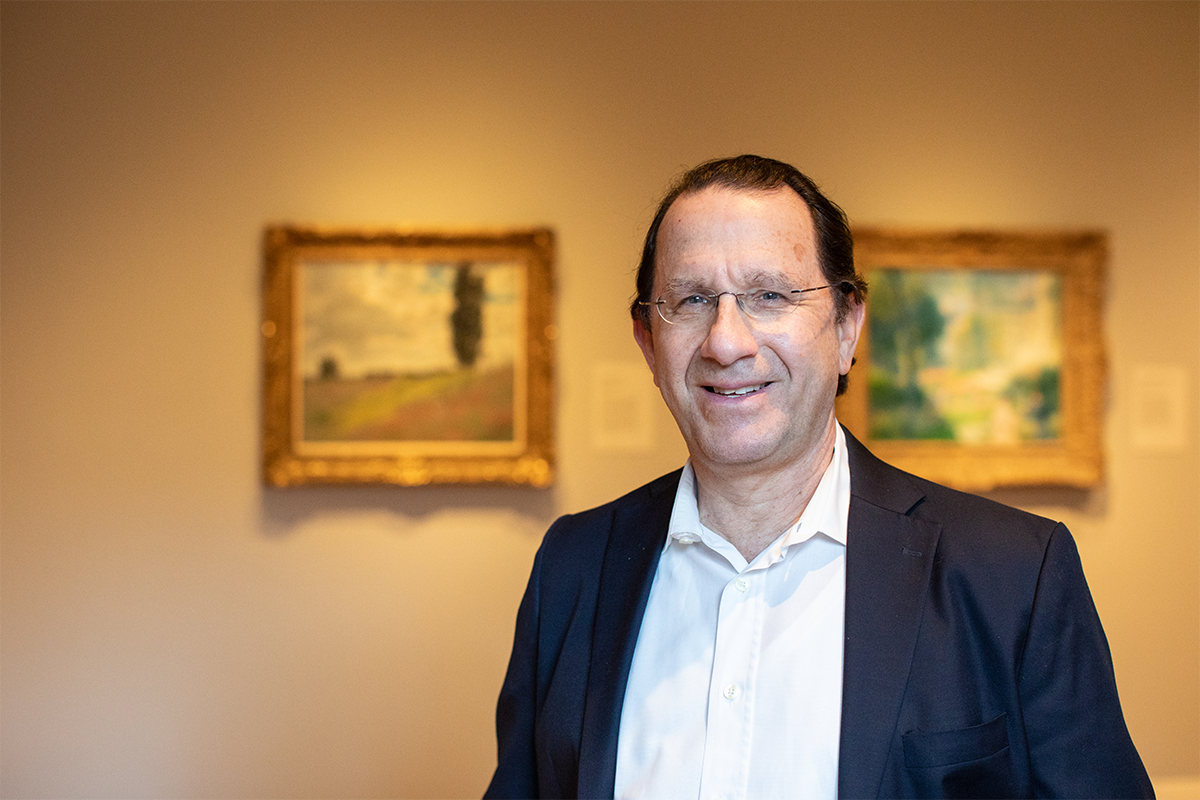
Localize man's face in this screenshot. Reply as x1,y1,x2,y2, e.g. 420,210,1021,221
633,185,864,476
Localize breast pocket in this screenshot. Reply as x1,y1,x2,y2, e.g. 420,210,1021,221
901,713,1016,799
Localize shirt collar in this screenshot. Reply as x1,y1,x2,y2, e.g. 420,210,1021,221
665,423,852,561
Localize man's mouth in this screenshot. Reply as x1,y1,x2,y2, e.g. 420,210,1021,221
706,383,769,397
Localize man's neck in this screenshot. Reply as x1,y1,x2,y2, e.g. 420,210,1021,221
691,427,838,562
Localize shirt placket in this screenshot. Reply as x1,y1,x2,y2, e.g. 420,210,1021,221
697,566,764,800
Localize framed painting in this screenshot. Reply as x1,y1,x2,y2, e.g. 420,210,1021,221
836,229,1106,491
261,226,555,487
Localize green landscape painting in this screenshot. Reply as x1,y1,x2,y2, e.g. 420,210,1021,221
299,259,520,443
867,268,1062,444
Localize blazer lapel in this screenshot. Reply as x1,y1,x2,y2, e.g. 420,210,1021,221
576,471,678,799
838,431,942,799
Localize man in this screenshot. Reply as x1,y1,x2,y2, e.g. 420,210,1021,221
485,155,1152,799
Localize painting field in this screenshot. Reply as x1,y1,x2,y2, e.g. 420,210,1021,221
303,366,515,442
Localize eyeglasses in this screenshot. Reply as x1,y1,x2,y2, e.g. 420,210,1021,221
640,282,848,326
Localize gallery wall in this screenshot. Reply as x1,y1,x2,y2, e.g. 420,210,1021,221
2,2,1197,797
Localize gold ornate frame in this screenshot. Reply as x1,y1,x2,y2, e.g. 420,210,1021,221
262,226,555,487
837,229,1105,491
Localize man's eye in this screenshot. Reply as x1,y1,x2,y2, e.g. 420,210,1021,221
679,294,711,306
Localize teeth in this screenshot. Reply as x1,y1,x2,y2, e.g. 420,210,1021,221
712,384,766,397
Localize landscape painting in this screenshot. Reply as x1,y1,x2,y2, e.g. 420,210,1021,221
299,259,520,445
867,268,1063,444
838,228,1106,490
261,227,555,487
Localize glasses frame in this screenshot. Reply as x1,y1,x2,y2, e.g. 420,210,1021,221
639,282,848,326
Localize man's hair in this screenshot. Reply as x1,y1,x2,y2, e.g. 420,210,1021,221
630,154,868,395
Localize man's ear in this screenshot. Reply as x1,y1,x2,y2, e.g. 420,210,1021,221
837,300,866,376
633,318,660,387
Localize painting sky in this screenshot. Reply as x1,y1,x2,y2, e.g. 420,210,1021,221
299,260,520,379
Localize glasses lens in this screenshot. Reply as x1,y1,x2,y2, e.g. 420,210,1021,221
656,286,836,325
651,293,702,324
742,289,799,318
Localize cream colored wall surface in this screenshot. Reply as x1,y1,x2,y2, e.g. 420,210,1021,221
2,2,1196,797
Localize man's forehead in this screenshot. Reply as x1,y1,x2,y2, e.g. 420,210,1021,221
656,186,819,275
659,186,815,245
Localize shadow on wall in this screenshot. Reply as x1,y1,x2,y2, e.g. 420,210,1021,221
982,485,1107,518
256,476,1104,540
259,482,557,538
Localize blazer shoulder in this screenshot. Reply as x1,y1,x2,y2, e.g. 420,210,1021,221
845,427,1062,560
537,469,682,565
911,472,1059,535
913,476,1070,585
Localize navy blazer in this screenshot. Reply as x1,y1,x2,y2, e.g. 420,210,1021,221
485,430,1152,799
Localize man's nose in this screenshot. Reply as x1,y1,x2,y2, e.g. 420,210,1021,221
699,294,759,365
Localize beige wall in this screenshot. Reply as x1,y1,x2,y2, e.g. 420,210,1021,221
2,2,1196,797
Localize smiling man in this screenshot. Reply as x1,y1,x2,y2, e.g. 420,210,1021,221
485,155,1151,800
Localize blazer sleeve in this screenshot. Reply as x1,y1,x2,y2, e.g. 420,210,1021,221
1017,524,1154,799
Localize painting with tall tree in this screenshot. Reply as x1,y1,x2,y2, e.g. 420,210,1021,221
261,227,555,487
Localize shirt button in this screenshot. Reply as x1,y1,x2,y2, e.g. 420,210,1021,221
734,577,749,592
722,683,740,700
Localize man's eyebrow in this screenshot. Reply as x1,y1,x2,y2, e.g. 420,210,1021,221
662,271,794,293
662,278,712,294
743,270,793,288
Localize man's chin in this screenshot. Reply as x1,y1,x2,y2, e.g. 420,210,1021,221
689,435,784,471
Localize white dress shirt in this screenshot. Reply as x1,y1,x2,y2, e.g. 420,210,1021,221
614,425,851,800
